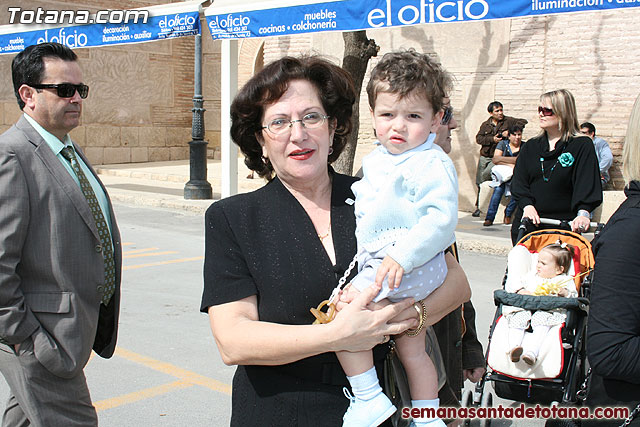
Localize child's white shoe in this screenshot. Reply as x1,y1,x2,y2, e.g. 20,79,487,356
522,351,537,366
342,387,396,427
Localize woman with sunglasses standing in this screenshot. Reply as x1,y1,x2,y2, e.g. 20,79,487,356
509,89,602,244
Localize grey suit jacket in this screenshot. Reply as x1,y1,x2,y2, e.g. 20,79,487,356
0,116,121,379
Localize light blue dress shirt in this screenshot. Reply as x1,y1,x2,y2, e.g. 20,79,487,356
593,136,613,184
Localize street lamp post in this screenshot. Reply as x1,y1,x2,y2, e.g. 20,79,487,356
184,33,213,200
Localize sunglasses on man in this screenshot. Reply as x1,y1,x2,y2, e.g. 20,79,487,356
31,83,89,99
538,106,554,116
441,106,453,125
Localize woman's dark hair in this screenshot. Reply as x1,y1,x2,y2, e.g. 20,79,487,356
12,42,78,110
509,123,524,135
230,55,356,180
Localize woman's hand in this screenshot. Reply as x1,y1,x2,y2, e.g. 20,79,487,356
571,214,590,233
464,367,486,383
330,283,417,353
337,284,356,307
338,288,413,324
522,205,540,225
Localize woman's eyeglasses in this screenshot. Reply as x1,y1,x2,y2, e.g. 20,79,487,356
262,112,329,135
441,106,453,125
538,106,554,116
31,83,89,99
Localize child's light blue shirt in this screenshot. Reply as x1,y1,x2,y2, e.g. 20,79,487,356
352,133,458,272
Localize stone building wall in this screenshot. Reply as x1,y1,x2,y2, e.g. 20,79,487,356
0,0,208,165
232,8,640,209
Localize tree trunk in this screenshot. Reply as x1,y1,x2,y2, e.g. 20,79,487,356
334,31,379,176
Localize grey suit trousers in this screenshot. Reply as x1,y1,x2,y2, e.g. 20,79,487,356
0,343,96,427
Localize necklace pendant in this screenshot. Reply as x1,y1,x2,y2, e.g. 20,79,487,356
318,223,332,242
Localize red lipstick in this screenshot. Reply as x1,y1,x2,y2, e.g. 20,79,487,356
289,149,315,160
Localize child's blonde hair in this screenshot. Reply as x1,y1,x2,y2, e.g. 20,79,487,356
541,242,574,274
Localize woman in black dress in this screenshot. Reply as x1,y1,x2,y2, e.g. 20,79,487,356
583,94,640,426
510,89,602,244
200,56,471,426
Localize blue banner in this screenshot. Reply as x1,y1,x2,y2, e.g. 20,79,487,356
205,0,640,40
0,6,201,54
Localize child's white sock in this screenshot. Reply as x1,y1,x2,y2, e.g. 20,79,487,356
527,325,551,357
508,326,525,350
411,399,446,426
346,367,382,401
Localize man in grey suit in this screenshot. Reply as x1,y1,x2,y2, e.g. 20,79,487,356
0,43,121,426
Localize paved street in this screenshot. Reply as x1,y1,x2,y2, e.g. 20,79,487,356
82,203,234,426
0,202,550,426
0,203,234,426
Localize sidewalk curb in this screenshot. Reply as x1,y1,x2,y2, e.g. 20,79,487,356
108,192,211,215
96,166,190,184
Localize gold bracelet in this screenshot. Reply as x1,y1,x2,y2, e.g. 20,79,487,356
405,300,427,337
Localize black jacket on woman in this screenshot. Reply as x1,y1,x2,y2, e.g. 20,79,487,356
201,172,392,426
583,181,640,426
510,134,602,243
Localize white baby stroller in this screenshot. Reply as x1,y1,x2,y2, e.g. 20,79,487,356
463,219,599,426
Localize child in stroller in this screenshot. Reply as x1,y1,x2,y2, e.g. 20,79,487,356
479,225,594,407
504,242,577,366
